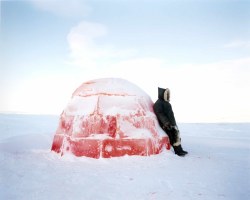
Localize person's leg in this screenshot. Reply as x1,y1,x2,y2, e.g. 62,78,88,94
165,131,174,146
168,127,188,156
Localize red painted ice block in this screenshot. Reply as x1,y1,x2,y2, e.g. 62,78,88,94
69,139,101,158
102,138,149,158
102,137,169,158
51,134,64,153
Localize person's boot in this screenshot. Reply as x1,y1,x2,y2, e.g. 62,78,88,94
173,145,188,156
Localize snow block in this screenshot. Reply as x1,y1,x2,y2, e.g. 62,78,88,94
51,78,170,158
69,139,101,158
102,138,149,157
51,134,64,153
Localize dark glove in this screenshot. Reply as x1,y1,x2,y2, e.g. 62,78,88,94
162,122,171,130
163,123,179,132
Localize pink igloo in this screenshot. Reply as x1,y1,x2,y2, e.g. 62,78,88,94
51,78,170,158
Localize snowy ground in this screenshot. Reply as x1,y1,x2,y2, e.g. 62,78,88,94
0,114,249,200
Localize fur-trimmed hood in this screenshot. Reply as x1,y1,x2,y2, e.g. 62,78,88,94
158,87,170,102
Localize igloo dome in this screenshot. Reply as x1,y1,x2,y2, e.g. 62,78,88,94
51,78,170,158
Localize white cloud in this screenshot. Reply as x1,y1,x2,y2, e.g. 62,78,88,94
67,21,137,69
30,0,91,17
224,40,250,48
67,21,108,67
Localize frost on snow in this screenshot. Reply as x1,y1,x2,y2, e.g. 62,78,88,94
51,78,170,158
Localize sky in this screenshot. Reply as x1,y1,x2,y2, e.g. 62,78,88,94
0,0,250,122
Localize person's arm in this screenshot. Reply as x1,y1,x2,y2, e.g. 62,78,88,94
164,102,177,126
153,101,170,128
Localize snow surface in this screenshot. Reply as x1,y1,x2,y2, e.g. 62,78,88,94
0,114,250,200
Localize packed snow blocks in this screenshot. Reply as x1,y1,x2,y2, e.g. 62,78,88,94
51,78,170,158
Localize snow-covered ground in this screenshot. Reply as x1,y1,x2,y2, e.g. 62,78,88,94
0,114,249,200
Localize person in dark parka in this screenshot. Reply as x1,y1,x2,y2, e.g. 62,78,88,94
153,87,188,156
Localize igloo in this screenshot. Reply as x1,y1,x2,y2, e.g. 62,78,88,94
51,78,170,158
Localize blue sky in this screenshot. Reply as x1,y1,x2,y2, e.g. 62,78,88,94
1,0,250,122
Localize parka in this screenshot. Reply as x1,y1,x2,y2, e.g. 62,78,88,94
153,87,177,127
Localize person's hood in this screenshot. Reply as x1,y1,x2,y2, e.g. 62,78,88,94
158,87,170,101
158,87,165,99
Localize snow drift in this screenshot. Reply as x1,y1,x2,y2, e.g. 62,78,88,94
51,78,170,158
